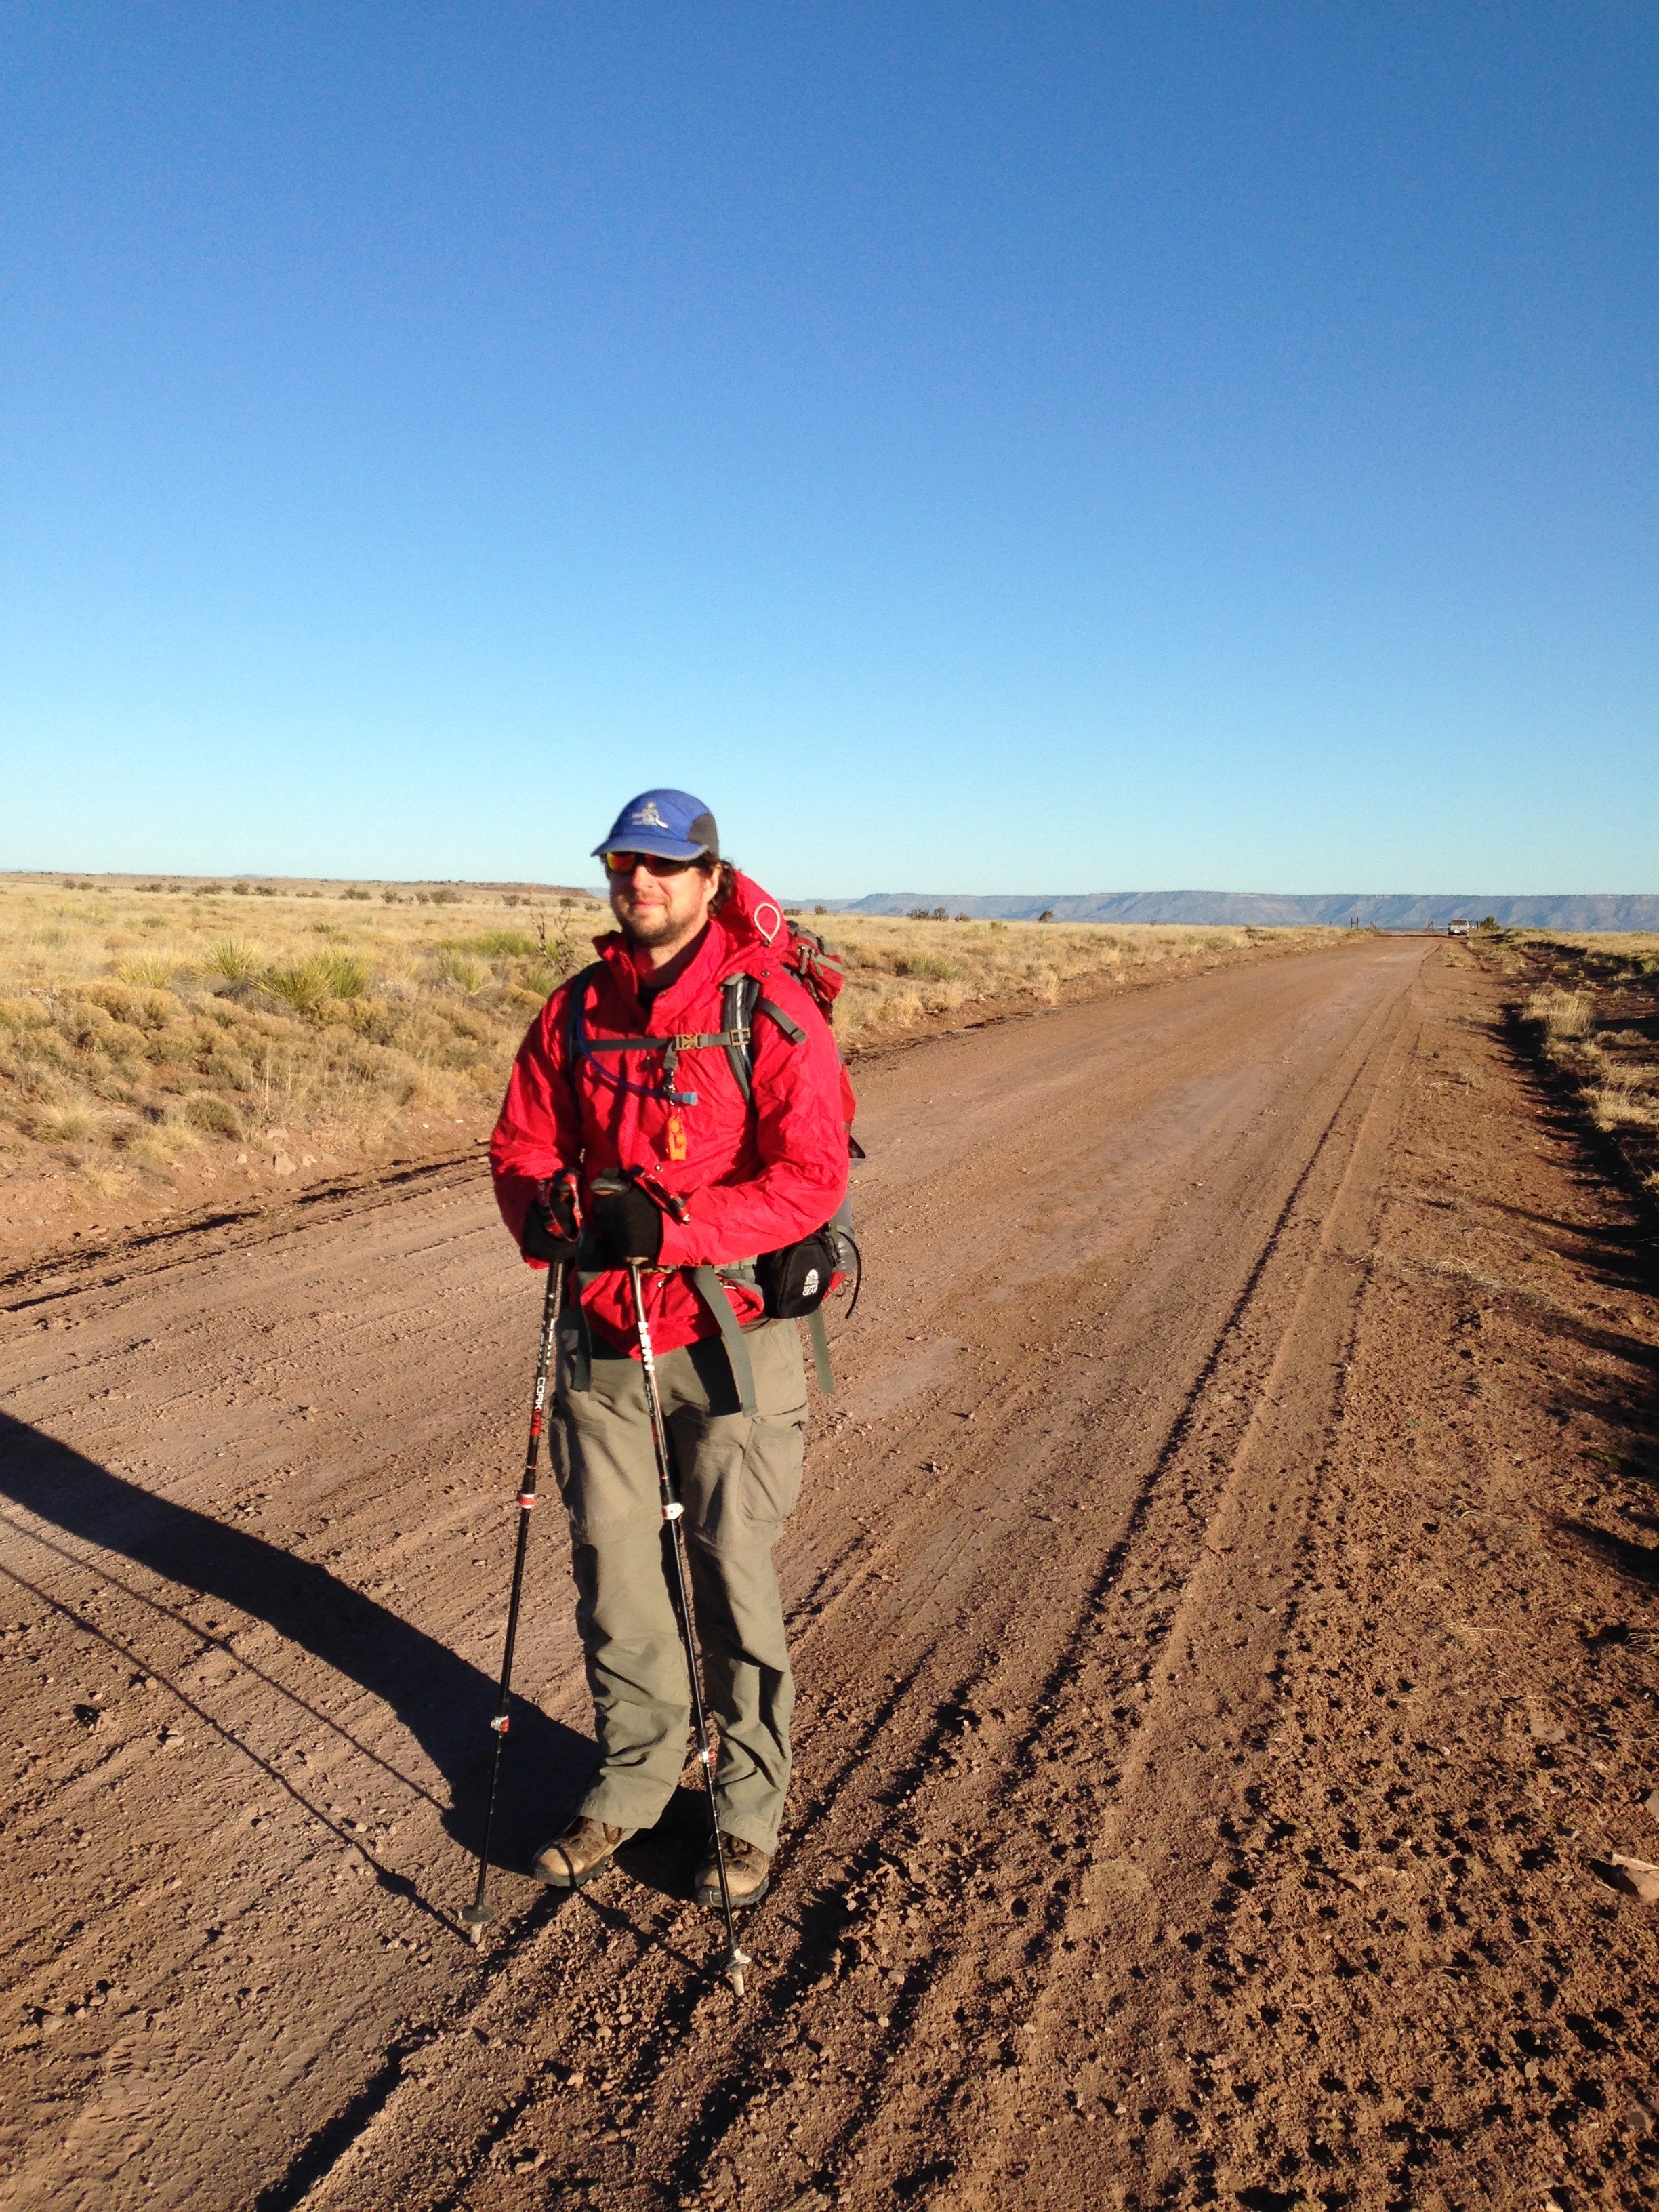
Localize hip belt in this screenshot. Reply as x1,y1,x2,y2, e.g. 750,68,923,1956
563,1260,833,1412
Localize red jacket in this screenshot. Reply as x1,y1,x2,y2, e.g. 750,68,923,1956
491,871,852,1357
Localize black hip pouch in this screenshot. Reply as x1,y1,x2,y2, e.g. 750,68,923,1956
754,1230,840,1319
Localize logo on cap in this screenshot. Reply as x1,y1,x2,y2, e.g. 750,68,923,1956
630,800,670,830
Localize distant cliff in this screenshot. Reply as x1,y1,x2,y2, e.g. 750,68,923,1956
802,891,1659,932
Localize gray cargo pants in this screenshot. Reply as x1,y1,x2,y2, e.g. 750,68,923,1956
550,1315,806,1854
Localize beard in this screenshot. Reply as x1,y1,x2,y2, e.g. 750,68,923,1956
614,890,710,958
617,901,682,947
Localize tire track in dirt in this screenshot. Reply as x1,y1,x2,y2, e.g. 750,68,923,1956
0,1153,487,1315
931,962,1422,2207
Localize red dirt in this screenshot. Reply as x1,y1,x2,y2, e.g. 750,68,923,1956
3,939,1656,2211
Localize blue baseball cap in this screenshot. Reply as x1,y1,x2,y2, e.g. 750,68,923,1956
593,788,720,863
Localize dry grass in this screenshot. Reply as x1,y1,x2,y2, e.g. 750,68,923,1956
1511,933,1659,1203
0,876,607,1211
1522,984,1593,1042
0,874,1343,1221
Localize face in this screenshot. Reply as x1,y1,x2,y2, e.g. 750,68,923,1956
607,855,718,958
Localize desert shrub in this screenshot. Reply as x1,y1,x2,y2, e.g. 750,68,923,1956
338,997,399,1045
203,1046,254,1090
432,948,487,994
185,1094,243,1138
430,888,463,905
85,983,175,1030
35,1107,100,1143
342,886,371,901
53,1000,119,1050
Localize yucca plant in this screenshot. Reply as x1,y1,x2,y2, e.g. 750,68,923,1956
317,951,369,1000
203,938,263,984
264,961,332,1014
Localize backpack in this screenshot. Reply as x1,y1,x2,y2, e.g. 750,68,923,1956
562,920,863,1398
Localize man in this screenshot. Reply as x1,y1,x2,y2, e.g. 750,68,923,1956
490,788,849,1908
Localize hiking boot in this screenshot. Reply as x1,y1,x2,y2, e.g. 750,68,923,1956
531,1817,634,1890
693,1832,771,1910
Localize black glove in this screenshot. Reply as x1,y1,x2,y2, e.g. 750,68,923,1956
520,1176,581,1265
591,1178,663,1267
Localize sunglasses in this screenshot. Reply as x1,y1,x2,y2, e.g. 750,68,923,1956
602,850,705,878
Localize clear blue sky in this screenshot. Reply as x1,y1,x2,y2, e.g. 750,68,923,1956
2,5,1653,895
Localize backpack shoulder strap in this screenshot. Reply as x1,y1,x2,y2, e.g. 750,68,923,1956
721,970,812,1104
562,961,607,1073
721,973,760,1101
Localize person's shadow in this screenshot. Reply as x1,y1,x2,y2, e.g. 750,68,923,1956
0,1412,594,1905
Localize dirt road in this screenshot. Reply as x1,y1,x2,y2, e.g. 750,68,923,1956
4,939,1657,2211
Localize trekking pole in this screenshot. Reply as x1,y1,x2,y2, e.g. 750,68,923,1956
626,1258,752,1999
461,1258,565,1945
